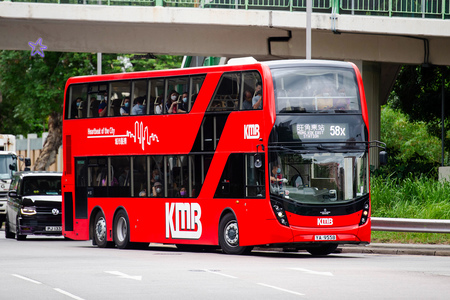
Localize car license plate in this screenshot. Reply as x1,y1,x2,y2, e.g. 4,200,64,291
45,226,62,232
315,235,336,241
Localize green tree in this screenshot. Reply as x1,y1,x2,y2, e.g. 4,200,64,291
0,51,182,170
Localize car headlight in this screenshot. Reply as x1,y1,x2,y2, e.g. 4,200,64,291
21,206,37,215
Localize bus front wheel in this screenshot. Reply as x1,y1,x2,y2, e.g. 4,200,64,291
219,213,252,255
113,210,131,249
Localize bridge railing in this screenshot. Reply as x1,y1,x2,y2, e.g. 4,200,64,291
3,0,450,18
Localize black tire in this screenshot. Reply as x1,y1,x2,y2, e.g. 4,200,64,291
218,213,252,255
306,244,338,256
93,211,112,248
113,210,131,249
16,217,26,241
4,214,15,239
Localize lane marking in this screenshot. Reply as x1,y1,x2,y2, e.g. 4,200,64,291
105,271,142,281
12,274,42,285
203,269,238,279
54,288,85,300
289,267,334,276
258,283,305,296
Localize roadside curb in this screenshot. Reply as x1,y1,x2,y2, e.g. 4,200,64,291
338,243,450,256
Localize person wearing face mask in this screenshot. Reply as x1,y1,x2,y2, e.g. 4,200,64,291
270,164,288,195
131,96,145,115
98,93,109,117
120,97,131,116
71,97,82,118
166,91,179,114
152,181,163,197
177,92,189,113
177,186,188,198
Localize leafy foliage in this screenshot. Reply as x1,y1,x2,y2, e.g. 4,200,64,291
0,51,182,136
375,104,442,178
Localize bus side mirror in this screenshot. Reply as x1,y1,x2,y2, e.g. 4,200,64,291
8,191,17,198
379,151,388,165
254,154,262,168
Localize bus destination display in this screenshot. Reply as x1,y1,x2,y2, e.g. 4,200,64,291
294,123,349,140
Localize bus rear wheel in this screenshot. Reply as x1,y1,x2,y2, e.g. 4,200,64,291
219,213,252,255
113,210,131,249
93,211,112,248
306,243,338,256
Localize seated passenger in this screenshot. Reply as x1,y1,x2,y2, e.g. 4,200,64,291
242,90,253,110
98,93,109,117
154,96,163,114
252,90,262,109
177,92,189,113
131,97,145,115
152,181,163,197
71,97,82,119
166,91,179,114
120,97,131,116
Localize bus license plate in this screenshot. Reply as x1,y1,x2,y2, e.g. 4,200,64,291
315,235,336,241
45,226,62,232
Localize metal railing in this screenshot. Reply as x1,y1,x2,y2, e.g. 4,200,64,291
3,0,450,19
372,217,450,233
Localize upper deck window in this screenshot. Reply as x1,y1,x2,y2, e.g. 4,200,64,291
271,67,360,114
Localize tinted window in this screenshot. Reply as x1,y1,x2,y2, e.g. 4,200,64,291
22,176,61,196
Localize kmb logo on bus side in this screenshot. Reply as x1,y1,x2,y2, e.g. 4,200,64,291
317,218,333,226
244,124,260,139
165,202,202,239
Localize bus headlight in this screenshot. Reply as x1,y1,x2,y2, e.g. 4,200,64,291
359,201,369,225
21,206,37,216
271,201,289,227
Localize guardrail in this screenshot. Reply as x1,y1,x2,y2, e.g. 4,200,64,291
3,0,450,20
372,217,450,233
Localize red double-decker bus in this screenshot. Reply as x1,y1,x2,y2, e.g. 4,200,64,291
62,58,372,255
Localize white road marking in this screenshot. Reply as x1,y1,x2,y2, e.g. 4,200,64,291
105,271,142,281
289,267,334,276
203,269,238,279
12,274,42,285
54,288,85,300
258,283,305,296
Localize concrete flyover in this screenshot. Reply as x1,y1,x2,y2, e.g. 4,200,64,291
1,2,450,66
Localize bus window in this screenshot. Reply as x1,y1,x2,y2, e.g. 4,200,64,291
110,81,131,117
109,156,130,197
150,79,165,115
87,157,107,197
242,71,262,110
150,156,164,197
65,84,88,119
189,75,206,111
84,83,108,118
132,156,148,197
245,154,265,197
271,67,360,113
214,153,245,198
208,72,240,112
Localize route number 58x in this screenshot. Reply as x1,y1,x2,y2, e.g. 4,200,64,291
330,126,346,136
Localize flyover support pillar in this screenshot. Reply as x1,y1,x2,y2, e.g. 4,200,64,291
353,60,381,168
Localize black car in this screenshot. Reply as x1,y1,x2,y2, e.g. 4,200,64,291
5,171,62,240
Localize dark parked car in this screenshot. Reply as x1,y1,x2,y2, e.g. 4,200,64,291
5,171,62,240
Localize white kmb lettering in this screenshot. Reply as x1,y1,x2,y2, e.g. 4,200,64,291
317,218,333,226
165,202,202,239
244,124,260,139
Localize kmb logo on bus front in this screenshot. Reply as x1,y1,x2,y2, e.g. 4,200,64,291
244,124,260,139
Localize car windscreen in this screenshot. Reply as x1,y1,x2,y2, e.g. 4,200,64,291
22,176,61,196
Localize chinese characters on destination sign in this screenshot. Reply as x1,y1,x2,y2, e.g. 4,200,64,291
296,123,348,139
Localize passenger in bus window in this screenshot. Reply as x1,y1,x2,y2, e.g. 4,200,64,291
243,90,253,110
152,181,163,197
71,97,82,119
98,93,108,117
166,90,179,114
131,97,145,115
252,90,262,109
154,96,163,114
120,97,131,116
178,186,187,198
177,92,189,113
